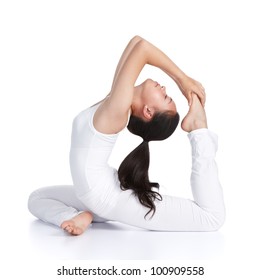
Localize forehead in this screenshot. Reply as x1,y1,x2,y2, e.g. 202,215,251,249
143,78,155,86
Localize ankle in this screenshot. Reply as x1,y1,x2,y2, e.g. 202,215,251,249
192,120,208,131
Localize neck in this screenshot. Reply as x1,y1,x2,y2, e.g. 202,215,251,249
131,85,143,117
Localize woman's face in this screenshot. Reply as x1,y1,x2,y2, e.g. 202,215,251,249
141,79,177,114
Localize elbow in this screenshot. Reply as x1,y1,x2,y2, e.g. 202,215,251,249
133,37,149,56
131,35,144,43
130,36,148,50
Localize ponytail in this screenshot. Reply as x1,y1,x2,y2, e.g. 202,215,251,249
118,111,179,218
118,140,162,218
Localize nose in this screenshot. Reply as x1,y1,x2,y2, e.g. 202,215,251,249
155,82,164,88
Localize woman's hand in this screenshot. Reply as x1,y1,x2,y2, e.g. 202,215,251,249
177,75,206,106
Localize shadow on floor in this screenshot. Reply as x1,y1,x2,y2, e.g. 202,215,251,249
28,220,225,260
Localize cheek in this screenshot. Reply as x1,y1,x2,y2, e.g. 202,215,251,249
144,89,162,104
152,88,164,101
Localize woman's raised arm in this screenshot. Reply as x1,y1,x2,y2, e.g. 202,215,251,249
94,36,148,134
111,36,143,88
94,36,205,134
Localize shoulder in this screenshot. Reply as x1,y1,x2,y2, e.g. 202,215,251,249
92,97,130,134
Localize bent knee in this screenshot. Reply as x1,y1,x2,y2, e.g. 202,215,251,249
27,189,41,214
207,208,226,231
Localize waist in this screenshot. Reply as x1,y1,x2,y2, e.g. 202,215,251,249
70,147,113,170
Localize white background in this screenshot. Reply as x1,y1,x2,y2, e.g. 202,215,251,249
1,0,260,279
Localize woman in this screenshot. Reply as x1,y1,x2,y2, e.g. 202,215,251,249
28,36,225,235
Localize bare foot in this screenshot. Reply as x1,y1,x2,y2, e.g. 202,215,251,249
61,211,93,236
181,94,208,132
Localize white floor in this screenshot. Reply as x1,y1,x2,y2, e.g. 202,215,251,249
1,205,259,279
27,218,225,260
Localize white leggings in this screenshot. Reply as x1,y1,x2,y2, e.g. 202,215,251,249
28,129,225,231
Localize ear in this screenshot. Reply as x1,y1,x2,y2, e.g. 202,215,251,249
142,105,155,120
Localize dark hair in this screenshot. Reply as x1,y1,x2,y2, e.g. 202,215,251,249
118,111,180,218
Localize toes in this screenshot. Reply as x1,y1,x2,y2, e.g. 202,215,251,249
63,224,74,234
64,226,71,232
74,228,83,236
62,224,82,236
61,221,71,229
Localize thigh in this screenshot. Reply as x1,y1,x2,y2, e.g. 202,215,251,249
29,185,107,223
106,190,217,231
